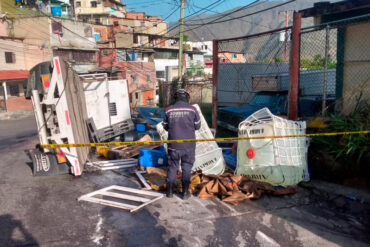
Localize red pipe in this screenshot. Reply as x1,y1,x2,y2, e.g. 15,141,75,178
212,39,219,129
288,12,301,120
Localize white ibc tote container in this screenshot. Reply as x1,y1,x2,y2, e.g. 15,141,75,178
156,104,225,175
236,108,309,186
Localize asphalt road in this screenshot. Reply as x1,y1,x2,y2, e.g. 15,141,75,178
0,114,369,246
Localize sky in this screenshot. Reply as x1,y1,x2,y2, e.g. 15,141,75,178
121,0,258,22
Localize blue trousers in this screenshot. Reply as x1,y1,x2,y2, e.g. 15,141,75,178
167,148,195,183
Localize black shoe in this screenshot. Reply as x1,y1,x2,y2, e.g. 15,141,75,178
182,182,190,200
166,183,173,198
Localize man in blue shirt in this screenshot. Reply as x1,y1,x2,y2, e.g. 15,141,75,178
162,89,201,199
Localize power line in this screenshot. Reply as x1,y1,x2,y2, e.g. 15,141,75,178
185,1,270,30
184,0,295,27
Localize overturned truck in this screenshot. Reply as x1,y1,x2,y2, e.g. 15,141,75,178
25,57,134,176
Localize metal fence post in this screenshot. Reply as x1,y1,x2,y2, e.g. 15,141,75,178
288,11,301,120
322,25,330,117
212,39,219,129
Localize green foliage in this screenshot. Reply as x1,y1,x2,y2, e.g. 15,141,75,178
301,54,337,70
261,57,285,63
313,106,370,169
274,57,285,63
187,62,205,77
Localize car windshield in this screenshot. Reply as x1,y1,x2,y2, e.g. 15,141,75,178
250,94,276,106
137,107,164,118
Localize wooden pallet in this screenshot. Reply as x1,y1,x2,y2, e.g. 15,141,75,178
107,143,161,160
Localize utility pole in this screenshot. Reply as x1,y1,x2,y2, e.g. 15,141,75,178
279,10,290,62
284,11,289,62
178,0,185,84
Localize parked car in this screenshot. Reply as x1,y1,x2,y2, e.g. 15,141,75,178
217,91,288,132
217,90,336,133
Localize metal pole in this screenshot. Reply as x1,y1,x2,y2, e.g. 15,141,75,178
212,39,219,129
284,11,289,62
2,82,7,112
322,25,330,117
178,0,185,84
288,11,301,120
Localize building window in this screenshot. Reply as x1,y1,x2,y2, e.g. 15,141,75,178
84,26,92,37
76,1,81,7
133,75,138,84
9,84,20,97
156,71,164,78
5,52,15,63
91,1,97,8
133,34,139,44
147,74,151,82
51,21,62,34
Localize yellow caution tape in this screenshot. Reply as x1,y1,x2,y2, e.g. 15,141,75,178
39,130,370,149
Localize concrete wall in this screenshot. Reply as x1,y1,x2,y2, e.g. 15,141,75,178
11,17,97,50
154,59,178,72
134,22,167,35
11,17,50,47
23,44,52,70
0,38,50,71
0,22,7,36
49,19,97,49
115,32,134,48
341,21,370,114
0,39,26,70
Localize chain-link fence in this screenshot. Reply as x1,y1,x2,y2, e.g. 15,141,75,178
300,14,370,117
214,14,370,128
159,80,212,107
217,27,291,108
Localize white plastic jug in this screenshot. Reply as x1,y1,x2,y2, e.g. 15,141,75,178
236,108,309,186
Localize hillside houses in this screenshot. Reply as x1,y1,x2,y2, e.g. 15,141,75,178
0,0,207,111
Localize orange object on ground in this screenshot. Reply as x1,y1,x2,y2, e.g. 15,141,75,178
197,173,297,205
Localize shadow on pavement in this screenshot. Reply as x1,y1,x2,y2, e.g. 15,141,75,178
0,214,39,247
